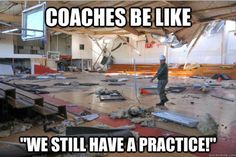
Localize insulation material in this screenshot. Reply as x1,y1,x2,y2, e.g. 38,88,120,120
152,111,199,128
197,113,218,136
0,64,14,75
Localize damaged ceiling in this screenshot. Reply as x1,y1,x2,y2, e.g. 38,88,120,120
0,1,236,44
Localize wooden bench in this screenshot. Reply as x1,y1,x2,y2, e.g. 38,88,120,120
15,89,58,116
0,83,16,100
32,105,58,116
16,89,44,106
0,82,66,118
44,101,67,119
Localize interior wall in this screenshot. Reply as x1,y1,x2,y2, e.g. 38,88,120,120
72,34,92,59
50,34,71,55
112,40,165,64
168,32,223,64
0,35,14,58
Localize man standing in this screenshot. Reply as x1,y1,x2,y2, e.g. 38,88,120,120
150,55,168,106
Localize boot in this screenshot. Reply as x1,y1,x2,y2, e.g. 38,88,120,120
156,101,164,106
162,96,169,103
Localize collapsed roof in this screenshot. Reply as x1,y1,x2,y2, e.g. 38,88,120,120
0,1,236,45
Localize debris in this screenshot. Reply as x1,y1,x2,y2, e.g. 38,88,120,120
117,78,129,82
79,83,99,86
82,114,99,121
0,120,32,137
131,117,152,124
12,121,32,134
109,109,129,119
108,82,126,86
36,75,52,80
140,119,156,127
110,106,150,119
222,84,236,89
0,129,11,138
212,74,230,80
54,82,99,87
166,86,186,93
54,82,71,86
101,78,129,82
211,95,234,102
184,64,201,70
166,102,176,105
152,111,199,128
128,106,144,117
43,122,60,134
197,113,218,136
189,76,209,79
97,89,125,101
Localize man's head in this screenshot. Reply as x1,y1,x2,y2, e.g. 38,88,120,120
160,55,166,64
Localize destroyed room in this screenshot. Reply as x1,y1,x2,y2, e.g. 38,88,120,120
0,1,235,157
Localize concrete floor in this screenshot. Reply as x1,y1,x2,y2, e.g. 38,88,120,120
1,72,236,156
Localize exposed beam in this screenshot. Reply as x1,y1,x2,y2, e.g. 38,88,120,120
113,1,125,7
49,27,74,35
123,25,140,36
50,27,95,35
75,1,101,8
0,13,21,23
123,1,141,8
209,12,236,20
94,31,129,35
192,3,236,14
160,0,200,22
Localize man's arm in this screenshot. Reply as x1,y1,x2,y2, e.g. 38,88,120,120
150,73,158,82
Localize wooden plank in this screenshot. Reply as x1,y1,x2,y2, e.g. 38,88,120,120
44,102,67,119
0,83,16,100
33,105,57,116
0,83,15,91
15,98,34,109
16,89,42,100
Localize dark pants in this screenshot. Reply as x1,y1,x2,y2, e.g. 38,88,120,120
157,80,168,102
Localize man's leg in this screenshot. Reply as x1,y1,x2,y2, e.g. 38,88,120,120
162,80,168,103
156,80,166,106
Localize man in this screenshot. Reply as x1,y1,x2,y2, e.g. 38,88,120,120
150,54,168,106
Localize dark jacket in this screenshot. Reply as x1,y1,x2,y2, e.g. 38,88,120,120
157,63,168,80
